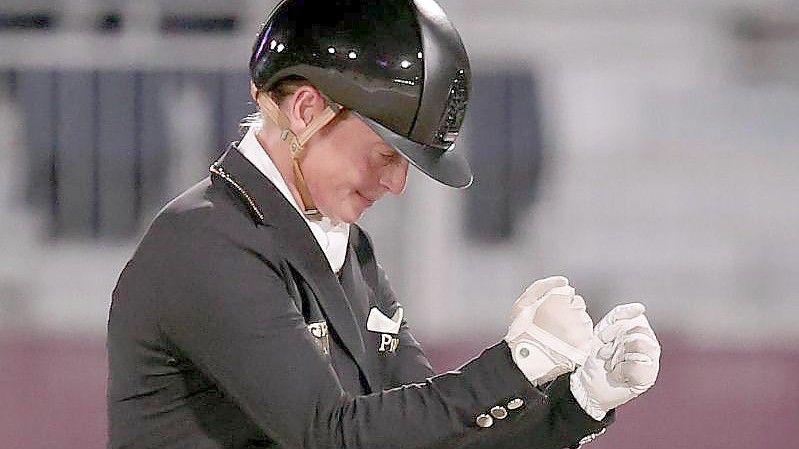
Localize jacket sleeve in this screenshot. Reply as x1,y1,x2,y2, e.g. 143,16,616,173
157,221,607,449
365,240,614,448
355,224,614,448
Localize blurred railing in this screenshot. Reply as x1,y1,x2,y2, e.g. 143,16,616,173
7,69,252,238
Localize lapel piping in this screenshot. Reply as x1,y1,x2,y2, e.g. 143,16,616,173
210,160,266,226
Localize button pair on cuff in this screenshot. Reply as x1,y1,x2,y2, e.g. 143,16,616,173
570,428,607,448
475,398,525,428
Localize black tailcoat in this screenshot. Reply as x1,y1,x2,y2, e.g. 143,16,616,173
107,145,611,449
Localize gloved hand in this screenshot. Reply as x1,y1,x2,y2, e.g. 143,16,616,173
570,303,661,421
505,276,594,386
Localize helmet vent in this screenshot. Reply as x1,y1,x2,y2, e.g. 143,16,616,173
434,69,468,147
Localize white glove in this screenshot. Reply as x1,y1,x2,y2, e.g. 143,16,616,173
570,303,661,421
505,276,594,386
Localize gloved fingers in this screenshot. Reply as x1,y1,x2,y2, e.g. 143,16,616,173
596,313,650,344
546,286,577,300
533,288,577,328
571,296,594,351
597,341,615,360
594,302,646,334
609,354,659,388
512,276,569,315
623,311,657,341
571,294,587,311
621,333,661,359
607,332,660,371
623,324,658,342
525,276,569,298
523,288,594,352
508,291,591,347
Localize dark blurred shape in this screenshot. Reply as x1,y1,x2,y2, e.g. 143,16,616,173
160,14,237,34
14,70,58,228
732,12,799,85
0,12,55,30
463,71,544,243
97,72,138,236
734,14,799,42
97,12,122,33
13,71,155,238
10,69,253,239
55,71,97,237
6,69,17,98
180,71,254,157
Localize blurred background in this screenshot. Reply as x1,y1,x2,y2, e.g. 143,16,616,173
1,0,798,447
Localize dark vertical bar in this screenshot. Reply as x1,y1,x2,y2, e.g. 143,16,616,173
508,72,543,211
55,70,96,237
97,70,138,237
50,71,60,237
222,70,255,146
463,73,513,242
92,70,101,237
132,71,143,224
463,71,544,242
6,69,17,98
138,71,170,219
500,74,513,235
187,71,223,160
216,71,226,153
15,70,57,232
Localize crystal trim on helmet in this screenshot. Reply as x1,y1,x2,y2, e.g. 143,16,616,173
435,69,468,147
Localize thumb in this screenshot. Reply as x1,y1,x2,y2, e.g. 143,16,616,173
512,276,569,313
595,302,646,333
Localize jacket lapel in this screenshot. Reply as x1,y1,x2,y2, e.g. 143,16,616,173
337,241,371,327
210,145,369,381
337,240,383,389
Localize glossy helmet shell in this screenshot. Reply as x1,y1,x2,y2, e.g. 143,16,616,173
250,0,473,188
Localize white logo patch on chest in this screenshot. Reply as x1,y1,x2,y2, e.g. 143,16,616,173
367,307,403,354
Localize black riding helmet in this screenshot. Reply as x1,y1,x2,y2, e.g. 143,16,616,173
250,0,473,188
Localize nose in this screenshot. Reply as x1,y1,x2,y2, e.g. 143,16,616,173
379,158,409,194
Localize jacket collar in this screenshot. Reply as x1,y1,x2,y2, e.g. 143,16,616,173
209,145,371,387
209,144,271,226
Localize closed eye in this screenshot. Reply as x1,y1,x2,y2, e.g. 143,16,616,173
374,146,402,166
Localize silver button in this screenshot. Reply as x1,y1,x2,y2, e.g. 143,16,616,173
578,428,606,445
507,398,524,410
490,406,508,420
475,414,494,428
518,346,530,358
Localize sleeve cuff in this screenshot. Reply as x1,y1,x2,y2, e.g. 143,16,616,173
568,371,607,421
544,373,615,446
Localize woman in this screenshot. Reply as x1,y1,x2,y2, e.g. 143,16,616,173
107,1,660,448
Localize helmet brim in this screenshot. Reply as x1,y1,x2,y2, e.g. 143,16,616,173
354,112,473,189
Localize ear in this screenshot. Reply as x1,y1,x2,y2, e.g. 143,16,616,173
249,82,259,102
287,86,326,131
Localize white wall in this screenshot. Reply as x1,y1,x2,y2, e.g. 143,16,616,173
1,0,797,347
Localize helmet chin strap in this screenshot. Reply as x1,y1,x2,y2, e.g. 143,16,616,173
256,92,342,221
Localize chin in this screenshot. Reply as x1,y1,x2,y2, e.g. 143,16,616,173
320,205,362,224
344,202,370,223
338,209,363,224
